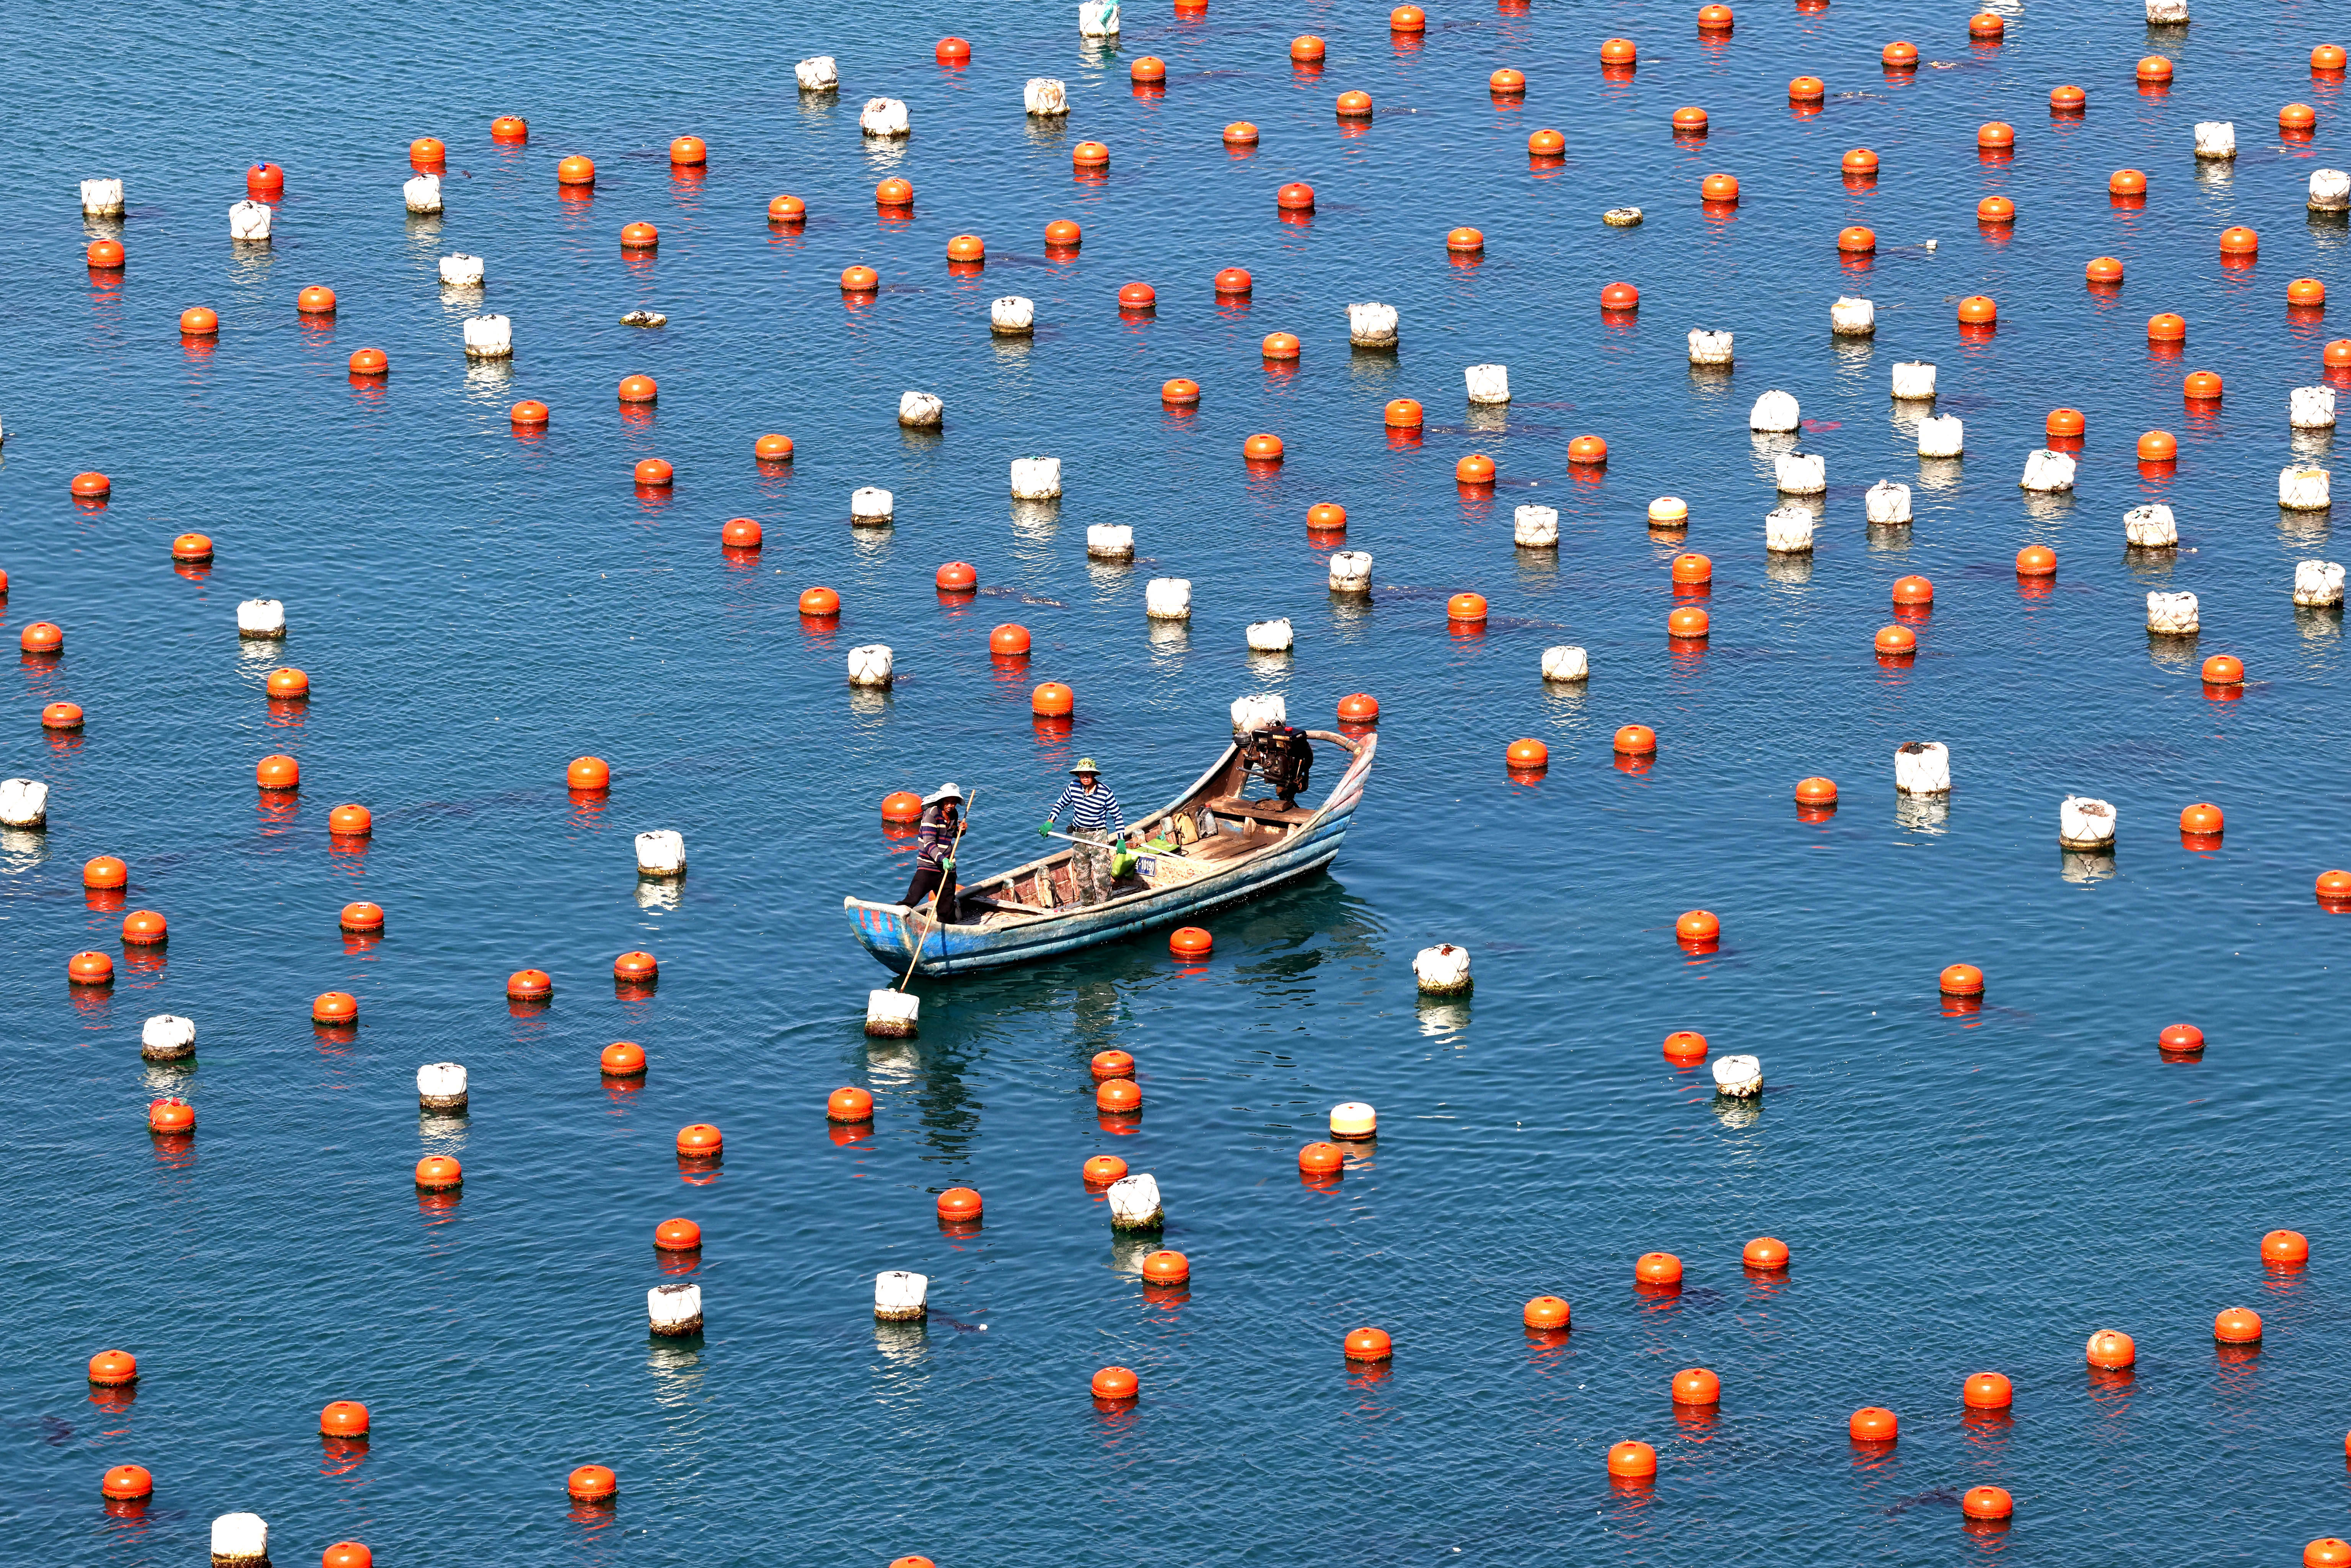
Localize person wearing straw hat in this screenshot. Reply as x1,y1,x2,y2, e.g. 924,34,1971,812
1042,758,1127,907
901,782,966,922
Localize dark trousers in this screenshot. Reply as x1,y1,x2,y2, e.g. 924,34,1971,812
903,862,959,923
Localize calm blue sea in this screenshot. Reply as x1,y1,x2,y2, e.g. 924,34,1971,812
5,0,2349,1563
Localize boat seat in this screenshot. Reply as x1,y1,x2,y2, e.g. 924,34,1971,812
1203,795,1315,826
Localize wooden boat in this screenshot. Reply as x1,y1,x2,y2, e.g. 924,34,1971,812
845,728,1376,976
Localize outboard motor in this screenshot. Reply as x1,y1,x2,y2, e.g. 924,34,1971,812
1242,724,1314,807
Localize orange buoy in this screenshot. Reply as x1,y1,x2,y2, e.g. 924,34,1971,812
1882,40,1919,67
2147,313,2186,342
2262,1229,2310,1266
2281,103,2317,131
617,373,657,403
1672,1368,1721,1405
69,472,112,498
2138,430,2178,461
676,1122,723,1159
1789,76,1825,101
101,1464,153,1500
935,561,978,593
2087,1328,2135,1368
1843,148,1880,176
1978,120,2015,149
490,115,528,141
319,1400,370,1437
1337,693,1379,723
1084,1154,1128,1185
988,624,1030,656
635,452,675,482
881,790,923,823
1243,433,1284,461
1032,682,1074,716
798,586,840,617
179,306,220,335
2051,84,2086,111
828,1086,875,1122
1142,1249,1189,1285
722,518,764,549
935,1186,982,1222
2081,259,2125,291
2312,869,2351,903
1489,68,1526,94
936,36,971,62
313,991,358,1024
2214,1307,2262,1343
1601,281,1640,311
619,221,658,249
89,1350,138,1386
1849,1407,1898,1443
67,951,113,985
1838,225,1877,253
84,856,127,889
1299,1141,1345,1174
1505,738,1549,769
1223,122,1260,145
1262,332,1302,360
1671,552,1712,586
1523,1295,1571,1329
2048,406,2089,438
1635,1251,1683,1286
41,701,84,730
2311,1543,2351,1568
1976,196,2015,223
1567,434,1608,464
1662,1030,1708,1062
1606,1441,1657,1478
1161,378,1201,405
2184,370,2223,400
1069,143,1108,172
1613,724,1657,755
1043,218,1082,249
1675,910,1719,943
1667,606,1709,640
22,621,65,653
667,135,706,166
265,668,309,699
1276,181,1315,210
2017,544,2058,576
567,1465,617,1502
1090,1050,1136,1081
1670,107,1708,134
2110,170,2150,200
2178,803,2222,835
1890,575,1934,606
653,1217,702,1251
256,754,300,790
1392,5,1427,32
1384,398,1424,428
1169,926,1213,958
556,154,595,185
246,162,285,196
1291,34,1325,61
1096,1079,1142,1114
2219,226,2258,254
768,194,806,222
1969,11,2005,37
511,400,550,426
1794,777,1837,806
414,1154,461,1189
1700,172,1738,202
1446,592,1488,622
1939,963,1984,996
1962,1371,2012,1408
839,266,886,296
1599,36,1636,65
1343,1326,1393,1360
2326,340,2351,367
122,910,168,946
1308,501,1348,530
1457,453,1497,484
1117,282,1157,311
1212,266,1251,295
339,902,385,933
2316,44,2349,70
507,968,553,1000
1698,3,1734,29
1091,1366,1140,1401
1963,1487,2013,1521
147,1097,192,1133
2136,55,2173,83
1742,1236,1789,1269
568,756,611,790
613,950,657,983
1336,89,1373,118
295,284,336,315
1957,295,1997,325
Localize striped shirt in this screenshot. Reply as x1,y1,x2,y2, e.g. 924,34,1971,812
1047,779,1126,834
914,804,960,869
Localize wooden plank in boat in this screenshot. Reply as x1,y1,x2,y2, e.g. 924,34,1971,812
1204,795,1316,826
1134,852,1210,886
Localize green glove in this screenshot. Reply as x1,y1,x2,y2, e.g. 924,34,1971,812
1039,819,1054,837
941,856,955,874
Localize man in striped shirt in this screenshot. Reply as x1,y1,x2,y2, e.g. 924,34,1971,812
1042,758,1126,906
